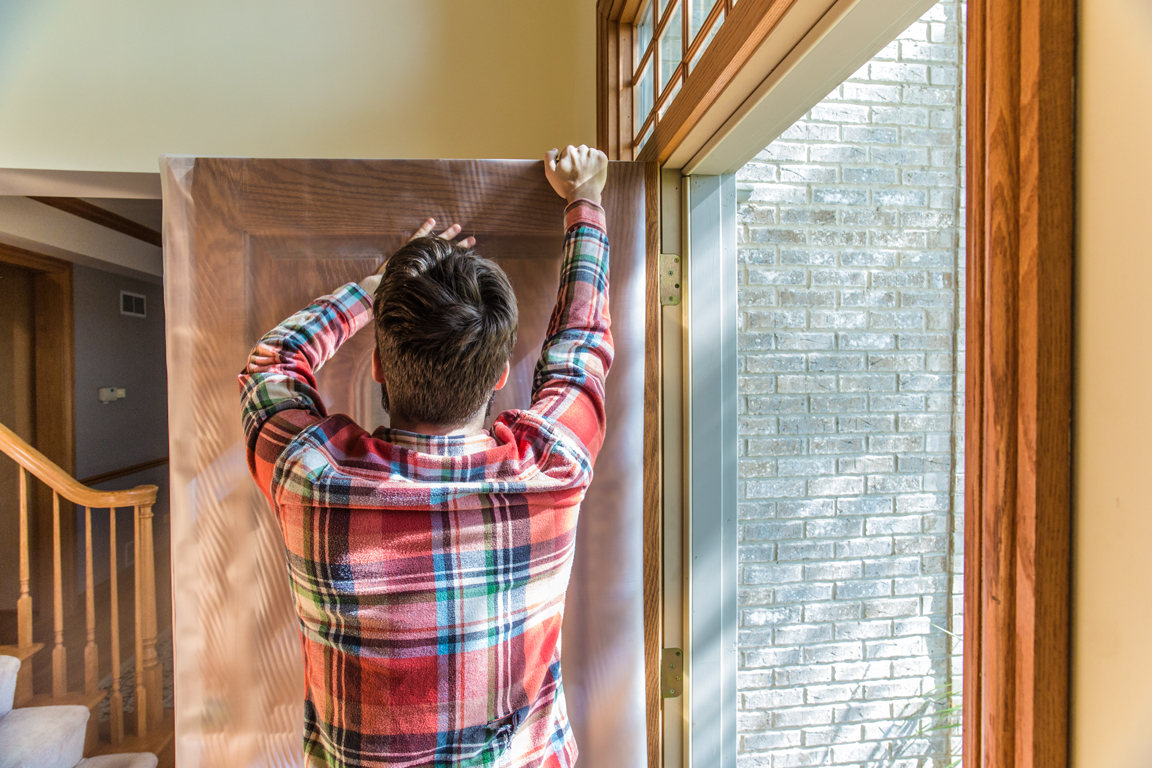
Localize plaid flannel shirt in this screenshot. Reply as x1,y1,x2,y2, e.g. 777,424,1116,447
239,200,612,768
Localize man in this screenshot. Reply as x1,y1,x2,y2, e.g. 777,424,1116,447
239,145,611,767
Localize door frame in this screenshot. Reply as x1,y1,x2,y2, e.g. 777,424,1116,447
0,242,77,624
600,0,1077,766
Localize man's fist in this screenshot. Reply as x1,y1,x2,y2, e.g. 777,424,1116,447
545,145,608,206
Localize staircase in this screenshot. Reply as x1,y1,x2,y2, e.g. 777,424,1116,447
0,421,172,766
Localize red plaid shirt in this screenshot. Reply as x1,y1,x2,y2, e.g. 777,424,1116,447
239,201,611,767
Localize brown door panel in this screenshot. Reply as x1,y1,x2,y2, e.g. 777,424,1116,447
163,158,648,768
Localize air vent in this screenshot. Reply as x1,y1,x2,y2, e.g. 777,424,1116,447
120,290,146,318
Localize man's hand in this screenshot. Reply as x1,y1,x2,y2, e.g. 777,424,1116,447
545,145,608,206
361,218,476,294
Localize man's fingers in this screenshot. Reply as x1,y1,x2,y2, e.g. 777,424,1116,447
412,218,436,239
459,236,476,248
546,148,559,171
438,223,462,240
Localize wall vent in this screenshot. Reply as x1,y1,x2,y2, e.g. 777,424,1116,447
120,290,146,318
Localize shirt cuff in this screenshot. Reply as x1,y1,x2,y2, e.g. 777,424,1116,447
337,281,375,323
565,199,606,232
357,274,382,299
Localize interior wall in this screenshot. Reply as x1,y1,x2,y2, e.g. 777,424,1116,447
73,264,169,588
1074,1,1152,765
0,0,595,174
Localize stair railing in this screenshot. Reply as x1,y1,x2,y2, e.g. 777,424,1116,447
0,420,162,743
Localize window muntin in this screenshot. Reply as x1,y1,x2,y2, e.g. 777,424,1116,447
633,0,730,149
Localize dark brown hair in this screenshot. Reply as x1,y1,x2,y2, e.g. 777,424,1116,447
373,236,518,428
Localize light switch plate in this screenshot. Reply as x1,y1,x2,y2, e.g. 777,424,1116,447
98,387,127,403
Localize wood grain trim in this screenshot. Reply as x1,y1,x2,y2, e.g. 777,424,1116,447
31,260,77,621
29,197,162,248
0,242,71,273
638,0,799,165
964,1,1075,766
598,0,644,24
643,162,663,768
600,18,636,161
962,0,986,762
599,14,611,157
79,457,170,487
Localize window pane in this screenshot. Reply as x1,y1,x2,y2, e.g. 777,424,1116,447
637,119,655,152
689,8,723,71
658,78,682,117
638,1,655,55
637,56,655,128
732,1,965,766
660,3,683,93
689,0,718,42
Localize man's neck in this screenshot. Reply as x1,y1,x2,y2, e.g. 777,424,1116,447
387,412,487,438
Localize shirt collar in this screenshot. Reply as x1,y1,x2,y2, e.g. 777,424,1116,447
371,426,497,457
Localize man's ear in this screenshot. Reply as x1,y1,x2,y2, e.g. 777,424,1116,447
371,347,386,384
494,360,511,391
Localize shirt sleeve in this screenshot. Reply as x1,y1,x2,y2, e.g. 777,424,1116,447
238,282,374,491
527,199,615,462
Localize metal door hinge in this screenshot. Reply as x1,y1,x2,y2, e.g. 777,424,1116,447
660,254,682,306
661,647,683,698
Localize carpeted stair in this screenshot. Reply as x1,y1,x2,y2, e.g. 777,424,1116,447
0,655,157,768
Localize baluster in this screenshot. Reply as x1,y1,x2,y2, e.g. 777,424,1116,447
15,468,32,704
134,503,163,733
51,490,67,698
109,507,124,743
84,506,98,694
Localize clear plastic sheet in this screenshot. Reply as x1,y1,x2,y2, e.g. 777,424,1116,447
161,157,647,768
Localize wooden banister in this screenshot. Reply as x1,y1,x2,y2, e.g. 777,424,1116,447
52,491,66,698
109,506,124,744
0,418,162,738
84,506,98,695
0,421,156,508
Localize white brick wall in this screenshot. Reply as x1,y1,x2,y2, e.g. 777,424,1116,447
734,2,965,765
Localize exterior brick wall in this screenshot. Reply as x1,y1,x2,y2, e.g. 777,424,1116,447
734,2,966,765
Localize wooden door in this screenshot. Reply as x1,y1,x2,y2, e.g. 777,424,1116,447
162,158,648,768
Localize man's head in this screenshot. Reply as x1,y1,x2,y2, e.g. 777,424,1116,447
371,236,517,430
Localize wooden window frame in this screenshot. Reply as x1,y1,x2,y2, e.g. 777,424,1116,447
597,0,802,164
964,1,1075,766
601,0,1077,766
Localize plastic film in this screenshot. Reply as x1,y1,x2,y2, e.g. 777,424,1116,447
160,158,647,768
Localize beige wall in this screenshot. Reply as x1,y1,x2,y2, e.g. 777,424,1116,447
0,0,595,173
1075,1,1152,766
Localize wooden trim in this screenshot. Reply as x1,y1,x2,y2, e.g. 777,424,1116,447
0,241,71,273
600,15,636,161
79,457,170,487
620,23,635,160
599,14,611,156
964,1,1075,767
639,0,799,164
962,0,986,762
643,162,663,768
29,197,163,248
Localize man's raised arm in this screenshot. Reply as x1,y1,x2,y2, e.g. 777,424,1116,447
528,145,614,462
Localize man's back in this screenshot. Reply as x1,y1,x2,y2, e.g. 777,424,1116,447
240,186,611,767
